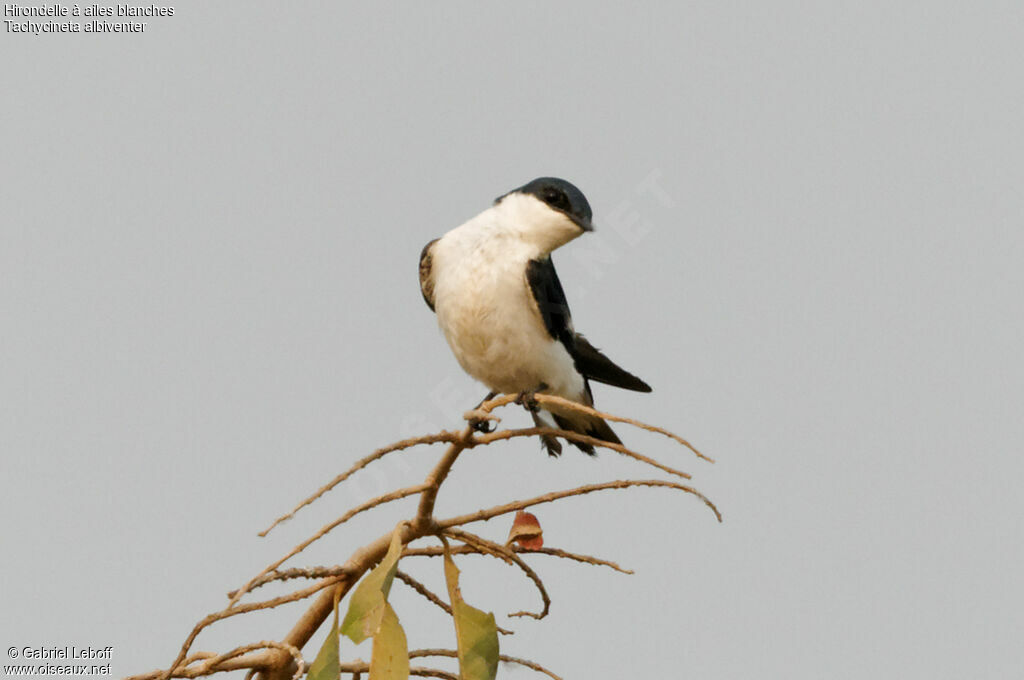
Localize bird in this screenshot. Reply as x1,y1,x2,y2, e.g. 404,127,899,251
418,177,651,456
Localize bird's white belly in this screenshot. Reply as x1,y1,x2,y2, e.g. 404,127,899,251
434,258,582,398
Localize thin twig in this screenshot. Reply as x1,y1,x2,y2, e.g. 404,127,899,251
180,652,216,667
515,546,634,575
240,426,485,677
338,662,458,680
158,578,343,680
260,431,464,537
404,544,633,574
409,649,562,680
230,483,429,608
530,393,714,463
199,642,304,680
475,393,520,412
438,479,722,529
406,669,458,680
395,569,453,616
129,641,303,680
143,400,716,680
394,569,514,635
444,528,551,619
475,426,693,480
226,567,350,598
256,511,437,678
472,392,711,462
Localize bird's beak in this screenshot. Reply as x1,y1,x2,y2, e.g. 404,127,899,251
571,215,594,232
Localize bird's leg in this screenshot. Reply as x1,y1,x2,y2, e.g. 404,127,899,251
530,409,563,457
466,391,499,433
515,383,548,413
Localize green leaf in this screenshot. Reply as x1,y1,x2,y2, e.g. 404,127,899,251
369,602,409,680
341,525,405,644
443,547,499,680
308,597,341,680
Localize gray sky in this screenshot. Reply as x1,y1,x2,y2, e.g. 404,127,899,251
3,2,1022,678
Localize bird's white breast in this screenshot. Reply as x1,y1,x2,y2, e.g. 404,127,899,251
430,212,584,398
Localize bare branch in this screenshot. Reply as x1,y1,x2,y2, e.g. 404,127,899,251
260,431,464,537
406,669,459,680
409,649,562,680
462,408,500,426
472,392,711,462
158,578,342,680
395,569,452,616
444,528,551,619
530,393,714,463
140,397,716,680
475,426,693,480
179,652,216,667
438,479,722,529
257,523,429,680
129,641,302,680
230,483,429,608
476,393,520,412
338,662,458,680
226,567,350,598
514,546,634,575
394,569,514,635
414,426,473,525
404,543,634,574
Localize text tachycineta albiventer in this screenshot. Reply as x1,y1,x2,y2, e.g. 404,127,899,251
418,177,652,456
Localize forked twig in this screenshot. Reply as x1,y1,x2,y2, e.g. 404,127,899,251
230,483,429,608
475,392,713,462
415,429,473,526
128,641,303,680
154,578,343,680
395,569,514,635
260,431,464,537
444,527,551,619
136,395,715,680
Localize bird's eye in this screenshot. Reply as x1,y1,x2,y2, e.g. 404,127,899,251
544,190,569,210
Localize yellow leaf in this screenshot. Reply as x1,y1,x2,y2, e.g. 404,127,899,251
341,525,405,644
308,594,341,680
443,546,499,680
369,602,409,680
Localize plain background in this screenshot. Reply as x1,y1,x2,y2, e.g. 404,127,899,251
3,2,1022,678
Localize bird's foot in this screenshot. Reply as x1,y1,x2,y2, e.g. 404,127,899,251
515,383,548,413
464,409,499,433
465,391,500,433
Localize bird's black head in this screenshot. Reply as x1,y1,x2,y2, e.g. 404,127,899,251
497,177,594,231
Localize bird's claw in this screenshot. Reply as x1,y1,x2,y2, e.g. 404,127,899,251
464,409,499,433
471,418,496,433
515,386,545,413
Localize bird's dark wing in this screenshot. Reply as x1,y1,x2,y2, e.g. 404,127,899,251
572,334,652,392
419,238,439,311
525,257,575,348
525,257,652,393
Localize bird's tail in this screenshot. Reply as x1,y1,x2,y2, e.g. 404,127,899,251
532,404,621,457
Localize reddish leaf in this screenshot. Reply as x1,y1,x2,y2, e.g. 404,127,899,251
507,511,543,549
